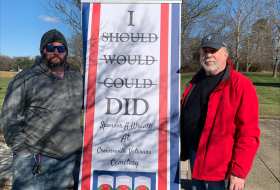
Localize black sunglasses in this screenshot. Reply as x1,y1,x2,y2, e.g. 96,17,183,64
46,44,66,53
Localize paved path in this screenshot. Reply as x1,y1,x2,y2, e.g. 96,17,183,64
245,119,280,190
0,119,279,189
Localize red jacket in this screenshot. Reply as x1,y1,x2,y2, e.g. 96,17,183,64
181,62,260,180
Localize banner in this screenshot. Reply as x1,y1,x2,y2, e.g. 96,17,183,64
81,1,181,190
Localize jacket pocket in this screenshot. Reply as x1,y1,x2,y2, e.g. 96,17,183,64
203,135,234,178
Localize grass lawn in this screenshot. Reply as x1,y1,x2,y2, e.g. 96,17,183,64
256,86,280,118
1,71,279,118
0,71,17,107
244,72,280,84
0,78,12,107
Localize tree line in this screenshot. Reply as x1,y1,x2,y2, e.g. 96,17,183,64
181,0,279,77
0,55,34,71
1,0,279,77
0,55,81,72
48,0,279,76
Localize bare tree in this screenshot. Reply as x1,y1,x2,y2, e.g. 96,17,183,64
250,19,274,71
181,0,221,67
68,34,83,73
181,0,220,35
265,0,280,77
47,0,81,34
46,0,83,72
47,0,222,72
0,55,14,71
46,0,279,75
272,26,280,77
244,34,253,72
224,0,263,71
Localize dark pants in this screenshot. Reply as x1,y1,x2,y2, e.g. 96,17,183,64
190,179,226,190
11,151,78,190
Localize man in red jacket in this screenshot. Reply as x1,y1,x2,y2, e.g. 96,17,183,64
181,33,260,190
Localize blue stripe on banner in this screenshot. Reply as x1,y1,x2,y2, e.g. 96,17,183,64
82,3,90,105
82,3,90,71
170,3,180,190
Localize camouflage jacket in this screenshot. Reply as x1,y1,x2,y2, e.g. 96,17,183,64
0,59,83,159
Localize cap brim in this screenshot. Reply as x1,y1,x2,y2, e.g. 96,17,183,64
201,43,222,50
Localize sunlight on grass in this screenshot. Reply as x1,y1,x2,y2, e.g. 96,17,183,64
256,86,280,117
0,78,11,107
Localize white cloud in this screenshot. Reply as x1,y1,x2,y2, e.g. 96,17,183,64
39,15,60,23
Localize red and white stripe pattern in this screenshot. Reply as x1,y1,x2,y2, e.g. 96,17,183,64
80,2,180,190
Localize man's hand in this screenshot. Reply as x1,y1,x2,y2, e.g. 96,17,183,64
229,175,245,190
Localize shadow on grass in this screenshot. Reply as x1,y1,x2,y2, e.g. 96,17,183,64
253,83,280,87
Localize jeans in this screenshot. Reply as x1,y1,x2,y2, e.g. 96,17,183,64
11,151,78,190
189,150,227,190
190,179,226,190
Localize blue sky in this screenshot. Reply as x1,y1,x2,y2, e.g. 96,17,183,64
0,0,73,57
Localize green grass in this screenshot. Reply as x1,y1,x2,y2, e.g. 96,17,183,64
256,86,280,118
181,73,194,90
181,72,280,118
0,78,10,107
181,72,280,86
243,72,280,84
246,73,280,117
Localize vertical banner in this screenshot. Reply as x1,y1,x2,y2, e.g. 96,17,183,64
81,1,181,190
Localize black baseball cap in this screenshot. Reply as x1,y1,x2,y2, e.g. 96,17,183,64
201,33,227,50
